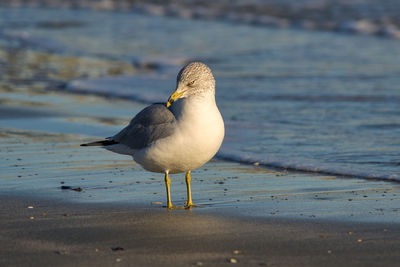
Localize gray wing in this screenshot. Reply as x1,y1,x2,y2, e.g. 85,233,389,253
111,103,176,150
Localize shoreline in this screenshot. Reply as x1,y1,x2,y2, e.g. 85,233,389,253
1,98,399,224
1,35,399,224
1,194,399,267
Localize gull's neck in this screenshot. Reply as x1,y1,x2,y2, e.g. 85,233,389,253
170,90,217,121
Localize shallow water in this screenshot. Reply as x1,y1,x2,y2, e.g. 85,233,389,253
1,99,399,223
1,7,399,182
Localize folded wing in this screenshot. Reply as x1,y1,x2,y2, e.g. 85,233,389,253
81,103,176,153
112,103,176,150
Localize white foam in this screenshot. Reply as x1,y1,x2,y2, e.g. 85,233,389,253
217,147,400,182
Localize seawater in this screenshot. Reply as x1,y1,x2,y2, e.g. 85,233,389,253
1,7,399,181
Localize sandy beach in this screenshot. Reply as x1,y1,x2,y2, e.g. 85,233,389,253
1,5,400,266
1,194,399,267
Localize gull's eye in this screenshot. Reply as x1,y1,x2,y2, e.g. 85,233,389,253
187,80,195,86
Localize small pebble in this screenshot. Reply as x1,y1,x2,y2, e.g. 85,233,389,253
357,239,363,243
228,258,238,264
27,206,34,209
29,216,35,220
116,258,122,262
55,250,68,255
72,187,82,192
327,250,332,254
196,262,203,266
233,250,240,255
61,186,82,192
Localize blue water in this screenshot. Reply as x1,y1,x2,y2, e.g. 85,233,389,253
1,7,400,181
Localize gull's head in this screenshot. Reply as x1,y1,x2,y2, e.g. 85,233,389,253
167,62,215,107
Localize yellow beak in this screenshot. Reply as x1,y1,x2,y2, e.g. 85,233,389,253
166,89,187,108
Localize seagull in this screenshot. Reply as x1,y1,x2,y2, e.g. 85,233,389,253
81,62,225,209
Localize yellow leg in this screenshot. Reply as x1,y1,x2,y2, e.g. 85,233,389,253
164,172,173,209
185,171,198,208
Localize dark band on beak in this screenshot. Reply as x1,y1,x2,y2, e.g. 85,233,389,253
167,89,187,108
167,98,174,108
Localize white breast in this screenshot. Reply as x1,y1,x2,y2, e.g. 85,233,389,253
133,96,225,174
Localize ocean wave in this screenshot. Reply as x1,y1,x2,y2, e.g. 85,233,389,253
61,75,400,183
2,0,400,39
65,74,400,106
217,148,400,183
65,74,172,104
1,30,64,52
236,94,400,103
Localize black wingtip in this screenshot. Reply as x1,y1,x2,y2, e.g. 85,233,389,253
80,140,118,147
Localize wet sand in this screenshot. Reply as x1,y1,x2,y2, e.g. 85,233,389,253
2,104,399,223
1,194,399,267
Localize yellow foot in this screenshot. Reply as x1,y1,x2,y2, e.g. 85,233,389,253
185,202,200,209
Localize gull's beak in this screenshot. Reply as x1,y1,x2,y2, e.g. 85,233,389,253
167,88,187,108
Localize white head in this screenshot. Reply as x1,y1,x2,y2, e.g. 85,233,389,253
167,62,215,107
